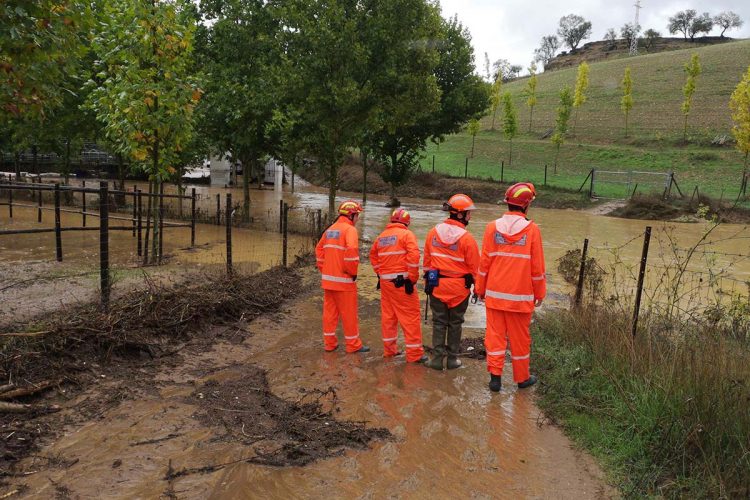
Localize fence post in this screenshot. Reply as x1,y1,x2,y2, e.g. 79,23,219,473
544,164,548,186
432,155,435,173
632,226,652,338
99,181,110,310
226,193,233,276
464,157,468,179
574,238,589,306
7,182,11,218
54,183,62,262
589,169,595,198
37,182,42,223
137,189,142,257
158,182,164,264
279,199,284,233
690,185,699,203
282,202,289,267
82,180,86,227
501,160,504,183
216,193,221,225
316,209,322,237
190,188,196,247
132,186,137,237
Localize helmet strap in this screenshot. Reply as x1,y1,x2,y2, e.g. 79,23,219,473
507,203,527,213
449,212,469,226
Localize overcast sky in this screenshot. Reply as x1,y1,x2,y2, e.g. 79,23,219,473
437,0,750,76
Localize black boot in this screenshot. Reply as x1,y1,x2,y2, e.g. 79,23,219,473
518,375,537,389
427,347,445,370
489,374,502,392
446,356,462,369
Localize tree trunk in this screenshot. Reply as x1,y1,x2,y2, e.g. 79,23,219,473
554,143,560,174
508,139,513,166
361,150,368,205
491,110,496,131
32,144,38,176
471,135,476,158
150,131,160,262
177,166,184,218
683,114,688,142
625,112,629,138
14,151,20,180
529,107,534,133
242,155,251,223
115,154,126,208
143,180,153,265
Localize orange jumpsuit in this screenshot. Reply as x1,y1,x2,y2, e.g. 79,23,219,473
315,216,364,353
475,212,546,383
423,219,480,308
369,223,424,362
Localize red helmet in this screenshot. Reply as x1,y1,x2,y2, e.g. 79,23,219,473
442,193,476,213
390,208,411,226
338,200,364,216
504,182,536,208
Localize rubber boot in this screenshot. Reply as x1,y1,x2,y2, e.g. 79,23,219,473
446,355,462,369
427,347,445,370
517,374,537,389
489,374,502,392
446,324,462,370
354,345,371,353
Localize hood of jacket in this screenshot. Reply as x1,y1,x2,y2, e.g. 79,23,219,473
494,212,531,243
435,219,467,245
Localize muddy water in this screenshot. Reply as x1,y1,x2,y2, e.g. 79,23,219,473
12,284,614,499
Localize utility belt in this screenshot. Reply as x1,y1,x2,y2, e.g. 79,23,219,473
423,270,474,296
377,272,414,295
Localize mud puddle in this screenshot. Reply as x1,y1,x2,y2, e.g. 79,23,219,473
6,272,615,499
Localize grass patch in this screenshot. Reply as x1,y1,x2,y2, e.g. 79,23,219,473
532,307,750,497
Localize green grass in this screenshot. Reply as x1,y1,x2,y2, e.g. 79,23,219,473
531,308,750,498
421,40,750,203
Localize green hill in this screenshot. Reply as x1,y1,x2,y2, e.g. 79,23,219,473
420,40,750,201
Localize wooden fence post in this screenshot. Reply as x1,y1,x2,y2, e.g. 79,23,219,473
82,180,86,227
501,160,504,183
226,193,233,276
574,238,589,306
632,226,652,337
137,189,142,257
99,181,110,310
544,164,548,186
37,181,42,223
216,193,221,225
282,202,289,267
464,157,468,179
54,183,62,262
190,188,196,247
7,181,12,218
158,182,164,264
132,186,137,237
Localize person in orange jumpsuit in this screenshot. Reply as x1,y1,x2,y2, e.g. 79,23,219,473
422,194,480,370
475,183,546,391
369,208,427,363
315,200,370,353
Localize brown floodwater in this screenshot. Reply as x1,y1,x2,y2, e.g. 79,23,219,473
11,289,614,499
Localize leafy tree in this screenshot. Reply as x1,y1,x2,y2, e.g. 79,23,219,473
557,14,592,51
643,29,660,50
362,0,442,202
533,35,559,68
489,75,502,130
197,0,283,222
492,59,522,82
729,66,750,190
681,54,701,142
524,63,538,132
714,11,743,39
669,10,713,41
604,28,618,50
551,86,573,173
467,119,480,158
620,23,640,48
87,0,200,262
621,67,634,137
501,92,518,166
572,62,589,134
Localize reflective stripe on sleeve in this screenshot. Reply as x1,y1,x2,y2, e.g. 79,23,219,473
322,274,355,283
344,257,360,261
487,251,530,260
478,271,487,276
379,250,407,256
405,344,422,348
485,290,535,301
407,263,420,267
532,275,545,281
431,252,465,262
344,335,360,340
323,244,346,250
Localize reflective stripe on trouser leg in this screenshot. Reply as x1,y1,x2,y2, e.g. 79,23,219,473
504,310,533,383
380,285,400,357
384,281,423,362
484,308,508,376
322,289,340,351
334,289,363,353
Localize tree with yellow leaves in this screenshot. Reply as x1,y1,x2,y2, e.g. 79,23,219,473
489,75,503,130
681,53,701,142
572,61,589,134
524,63,538,133
730,65,750,197
621,67,634,138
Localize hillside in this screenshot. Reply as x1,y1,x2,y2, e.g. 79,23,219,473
545,36,737,72
418,40,750,201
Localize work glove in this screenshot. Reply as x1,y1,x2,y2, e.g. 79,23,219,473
404,279,414,295
376,276,380,290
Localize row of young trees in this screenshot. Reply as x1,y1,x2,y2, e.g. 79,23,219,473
1,0,489,221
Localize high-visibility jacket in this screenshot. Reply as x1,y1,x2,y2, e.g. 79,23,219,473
423,218,480,308
475,211,546,313
369,223,420,283
315,216,359,291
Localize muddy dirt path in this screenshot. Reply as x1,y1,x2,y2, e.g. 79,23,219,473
9,272,614,499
